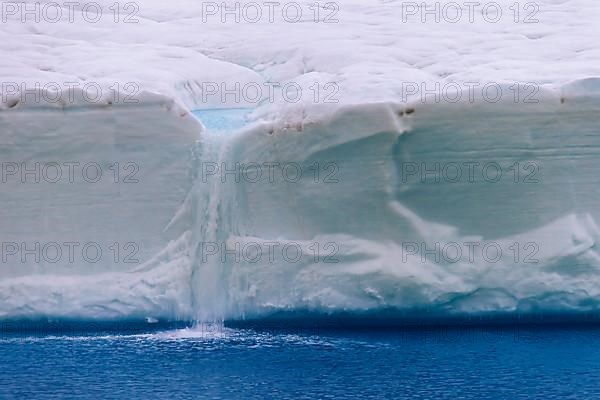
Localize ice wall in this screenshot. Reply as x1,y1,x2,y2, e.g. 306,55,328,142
0,91,202,276
212,94,600,319
1,91,600,322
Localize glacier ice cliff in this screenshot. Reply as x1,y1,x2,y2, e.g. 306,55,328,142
1,1,600,324
2,92,600,323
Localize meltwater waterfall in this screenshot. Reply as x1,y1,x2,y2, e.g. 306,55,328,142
189,109,252,323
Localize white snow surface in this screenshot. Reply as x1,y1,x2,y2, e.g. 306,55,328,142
1,0,600,322
3,0,600,114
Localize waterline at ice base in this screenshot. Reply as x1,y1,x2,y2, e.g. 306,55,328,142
2,82,600,328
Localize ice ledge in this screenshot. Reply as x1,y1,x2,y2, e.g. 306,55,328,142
0,89,202,278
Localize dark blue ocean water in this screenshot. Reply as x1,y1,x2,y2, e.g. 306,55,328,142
1,324,600,399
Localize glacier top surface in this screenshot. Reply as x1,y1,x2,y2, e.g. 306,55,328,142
2,0,600,117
